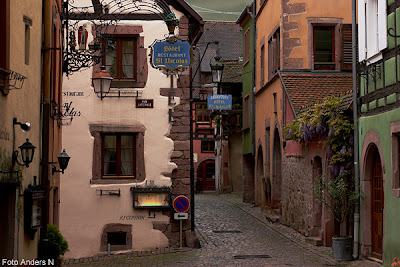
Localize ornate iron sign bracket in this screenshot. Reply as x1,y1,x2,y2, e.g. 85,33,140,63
62,0,177,75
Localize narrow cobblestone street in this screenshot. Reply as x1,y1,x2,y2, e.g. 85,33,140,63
63,193,381,267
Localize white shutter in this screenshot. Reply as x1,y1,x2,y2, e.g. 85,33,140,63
358,0,366,61
378,0,387,51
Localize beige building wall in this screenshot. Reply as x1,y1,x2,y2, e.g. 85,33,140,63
60,15,186,258
0,0,42,261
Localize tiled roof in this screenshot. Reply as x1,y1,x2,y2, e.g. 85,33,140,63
280,72,353,115
221,60,242,83
198,21,243,72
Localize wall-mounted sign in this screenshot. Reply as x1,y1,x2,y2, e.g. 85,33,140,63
136,99,154,108
150,39,192,72
130,187,171,209
207,95,232,110
63,101,81,117
63,91,84,97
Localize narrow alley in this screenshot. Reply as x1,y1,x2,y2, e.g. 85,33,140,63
62,193,380,267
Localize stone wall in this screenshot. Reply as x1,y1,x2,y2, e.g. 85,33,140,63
281,155,313,236
163,15,192,246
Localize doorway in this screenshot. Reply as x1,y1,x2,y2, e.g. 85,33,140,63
371,154,383,259
197,159,215,191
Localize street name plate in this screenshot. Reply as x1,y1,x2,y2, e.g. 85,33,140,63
174,212,188,220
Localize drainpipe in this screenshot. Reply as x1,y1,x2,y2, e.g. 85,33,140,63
39,0,52,260
251,0,256,157
352,0,360,260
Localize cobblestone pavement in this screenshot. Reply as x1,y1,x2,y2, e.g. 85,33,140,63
63,193,381,267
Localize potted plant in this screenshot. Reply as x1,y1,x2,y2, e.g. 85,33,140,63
314,172,359,261
284,95,358,261
48,224,69,266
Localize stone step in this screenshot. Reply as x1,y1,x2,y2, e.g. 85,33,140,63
305,236,323,246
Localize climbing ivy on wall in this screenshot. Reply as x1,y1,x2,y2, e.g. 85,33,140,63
284,95,354,175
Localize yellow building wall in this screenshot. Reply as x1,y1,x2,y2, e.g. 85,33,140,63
0,0,43,261
255,0,281,93
254,78,283,207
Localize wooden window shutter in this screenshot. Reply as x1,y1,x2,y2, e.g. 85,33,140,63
341,24,357,71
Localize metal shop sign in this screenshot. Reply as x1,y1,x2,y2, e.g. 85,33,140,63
150,39,192,72
207,95,232,110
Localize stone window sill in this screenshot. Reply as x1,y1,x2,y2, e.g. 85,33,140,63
90,179,137,185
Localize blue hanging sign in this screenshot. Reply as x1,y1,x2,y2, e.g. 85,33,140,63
150,39,192,72
207,95,232,110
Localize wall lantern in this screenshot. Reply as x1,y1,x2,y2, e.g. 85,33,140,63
12,139,36,168
130,186,171,209
52,149,71,175
92,66,113,100
210,50,224,84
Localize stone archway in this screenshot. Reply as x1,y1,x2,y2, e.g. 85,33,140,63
361,136,385,260
255,144,264,207
271,128,282,210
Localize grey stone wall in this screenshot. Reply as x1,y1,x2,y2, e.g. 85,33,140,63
281,155,313,236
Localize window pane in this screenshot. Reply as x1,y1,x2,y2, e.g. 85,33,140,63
104,135,116,148
315,29,332,41
122,40,133,53
121,162,134,175
122,65,134,78
315,28,333,63
121,135,134,148
205,163,215,179
104,162,117,175
104,149,117,161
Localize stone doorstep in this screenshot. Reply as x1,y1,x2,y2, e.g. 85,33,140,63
63,247,193,264
305,236,323,246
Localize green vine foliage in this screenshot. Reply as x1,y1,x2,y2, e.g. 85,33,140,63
284,95,354,175
285,95,357,237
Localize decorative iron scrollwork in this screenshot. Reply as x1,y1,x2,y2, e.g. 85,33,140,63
63,0,176,75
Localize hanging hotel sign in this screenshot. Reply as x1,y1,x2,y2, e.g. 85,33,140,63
150,38,192,72
207,95,232,110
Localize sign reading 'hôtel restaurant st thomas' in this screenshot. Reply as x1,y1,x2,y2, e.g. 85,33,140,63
150,38,192,72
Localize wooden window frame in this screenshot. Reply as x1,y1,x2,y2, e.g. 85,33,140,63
244,28,250,65
268,28,280,80
201,140,215,153
101,133,136,179
90,124,146,184
243,95,250,130
391,121,400,198
313,26,335,70
103,36,138,81
260,44,265,87
196,103,211,123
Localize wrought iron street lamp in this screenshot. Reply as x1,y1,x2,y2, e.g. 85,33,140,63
12,139,36,168
52,149,71,175
210,52,224,84
92,66,113,100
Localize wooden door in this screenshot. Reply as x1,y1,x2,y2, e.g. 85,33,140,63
197,160,215,191
371,155,384,260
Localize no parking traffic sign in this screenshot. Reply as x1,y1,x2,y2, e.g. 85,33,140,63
173,195,190,213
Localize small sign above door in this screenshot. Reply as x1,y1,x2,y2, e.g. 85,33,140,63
136,99,154,108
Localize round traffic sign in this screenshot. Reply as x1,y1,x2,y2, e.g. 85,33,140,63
173,195,190,213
